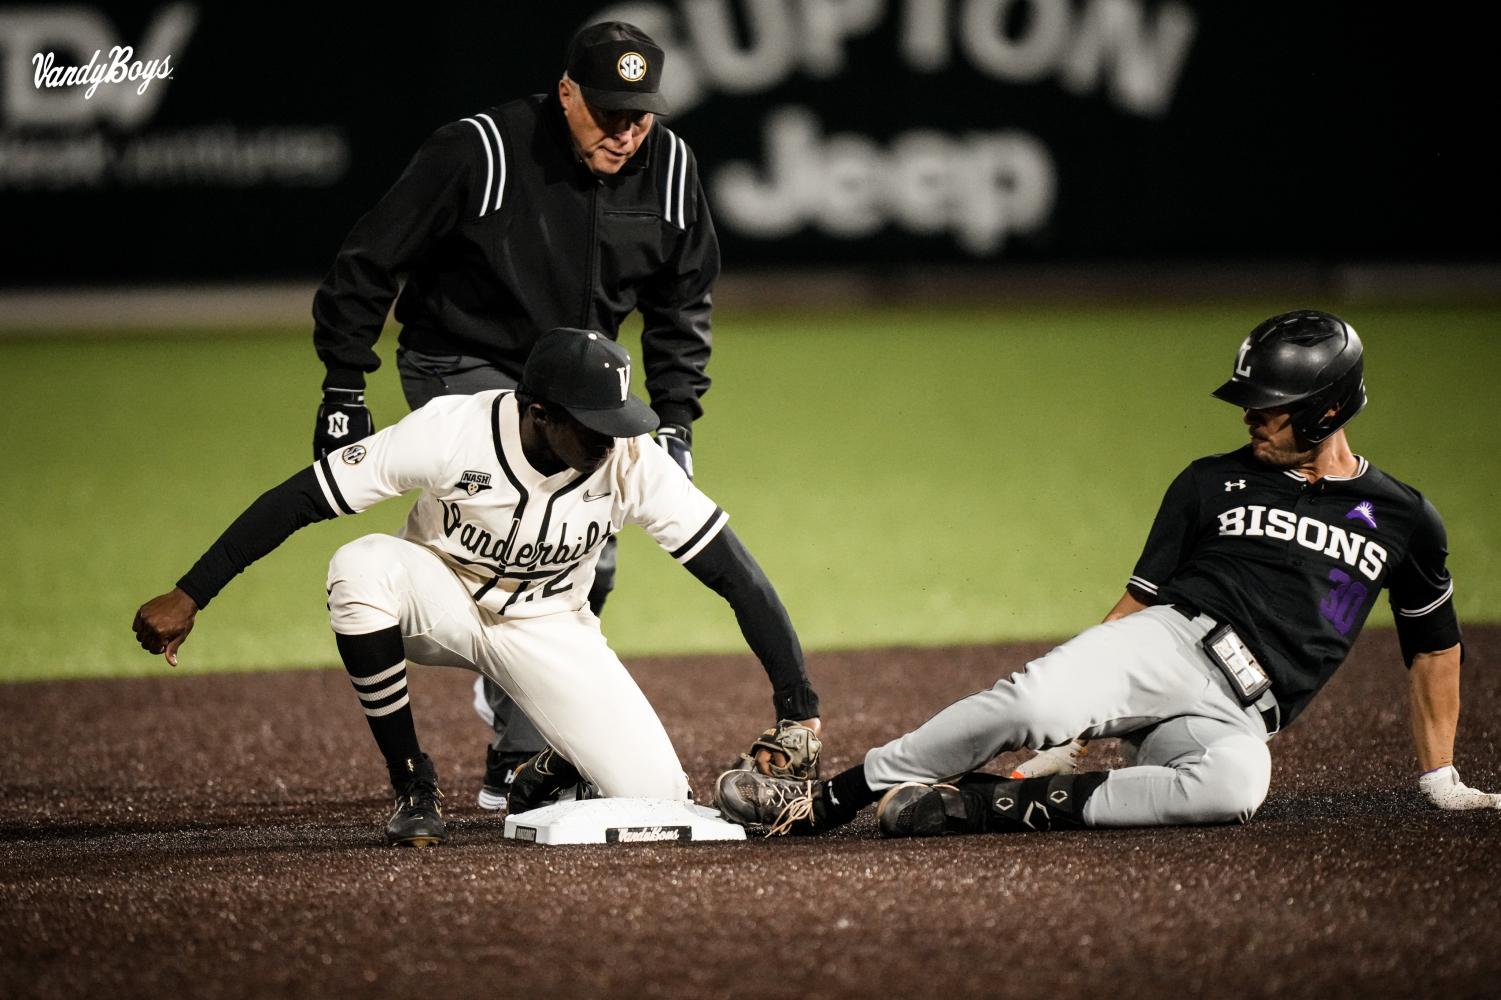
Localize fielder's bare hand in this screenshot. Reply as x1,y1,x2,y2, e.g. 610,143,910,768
132,587,199,667
1419,765,1501,810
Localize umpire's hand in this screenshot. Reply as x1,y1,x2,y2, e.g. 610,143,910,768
314,388,374,460
656,423,693,478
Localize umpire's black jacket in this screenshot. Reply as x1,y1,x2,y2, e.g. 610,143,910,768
313,92,719,430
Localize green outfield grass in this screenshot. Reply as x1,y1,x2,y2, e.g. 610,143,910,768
1,303,1496,682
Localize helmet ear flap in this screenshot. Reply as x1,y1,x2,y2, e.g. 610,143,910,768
1288,357,1366,444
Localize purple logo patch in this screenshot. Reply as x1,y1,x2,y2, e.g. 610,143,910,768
1345,501,1377,530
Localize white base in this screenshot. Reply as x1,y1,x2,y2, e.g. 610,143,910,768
503,797,746,845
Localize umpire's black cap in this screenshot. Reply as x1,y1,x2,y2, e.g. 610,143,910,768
565,21,670,114
521,328,660,438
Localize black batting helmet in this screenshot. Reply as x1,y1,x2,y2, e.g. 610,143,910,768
1211,310,1367,443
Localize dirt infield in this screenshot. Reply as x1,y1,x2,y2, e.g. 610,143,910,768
3,627,1498,999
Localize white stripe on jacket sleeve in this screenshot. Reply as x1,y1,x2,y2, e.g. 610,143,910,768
462,117,496,216
475,113,506,213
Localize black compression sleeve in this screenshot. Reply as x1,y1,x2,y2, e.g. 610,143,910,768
1394,599,1464,667
683,527,819,720
176,467,337,609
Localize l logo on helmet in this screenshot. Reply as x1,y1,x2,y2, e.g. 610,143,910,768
1235,337,1253,378
617,52,647,82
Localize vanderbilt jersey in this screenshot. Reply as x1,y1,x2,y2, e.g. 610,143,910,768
1127,446,1461,726
312,390,726,618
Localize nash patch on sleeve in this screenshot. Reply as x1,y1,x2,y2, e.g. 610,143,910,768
457,470,493,495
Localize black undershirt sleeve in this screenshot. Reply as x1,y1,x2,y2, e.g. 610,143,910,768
682,527,819,721
176,467,337,610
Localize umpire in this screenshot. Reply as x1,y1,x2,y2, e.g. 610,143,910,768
308,20,718,809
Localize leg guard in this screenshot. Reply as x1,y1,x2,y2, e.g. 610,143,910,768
958,772,1109,832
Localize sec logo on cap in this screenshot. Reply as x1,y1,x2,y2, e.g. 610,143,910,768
617,51,647,82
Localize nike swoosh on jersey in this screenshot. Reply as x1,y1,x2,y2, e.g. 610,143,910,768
583,489,612,502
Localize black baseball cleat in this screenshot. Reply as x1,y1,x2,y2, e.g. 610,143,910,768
713,769,850,836
386,753,448,848
506,748,584,815
477,747,534,812
876,782,975,838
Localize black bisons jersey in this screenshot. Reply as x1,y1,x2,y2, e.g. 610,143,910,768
1126,446,1461,727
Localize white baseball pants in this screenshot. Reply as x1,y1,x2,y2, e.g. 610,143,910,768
863,605,1273,826
326,534,690,800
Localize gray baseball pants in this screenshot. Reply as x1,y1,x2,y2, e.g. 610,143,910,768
397,347,616,755
863,605,1274,826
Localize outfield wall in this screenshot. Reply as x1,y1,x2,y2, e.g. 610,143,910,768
2,2,1493,285
3,261,1500,333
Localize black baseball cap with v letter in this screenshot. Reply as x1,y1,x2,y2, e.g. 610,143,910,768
521,327,660,438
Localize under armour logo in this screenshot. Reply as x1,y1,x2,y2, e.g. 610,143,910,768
617,363,630,402
326,412,350,439
1225,480,1246,491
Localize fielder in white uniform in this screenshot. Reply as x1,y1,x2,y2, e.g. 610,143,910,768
133,328,821,846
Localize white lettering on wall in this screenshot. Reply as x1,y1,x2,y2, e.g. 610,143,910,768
600,0,1197,118
714,107,1054,252
1061,0,1197,117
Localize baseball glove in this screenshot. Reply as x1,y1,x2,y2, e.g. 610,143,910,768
740,719,822,780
